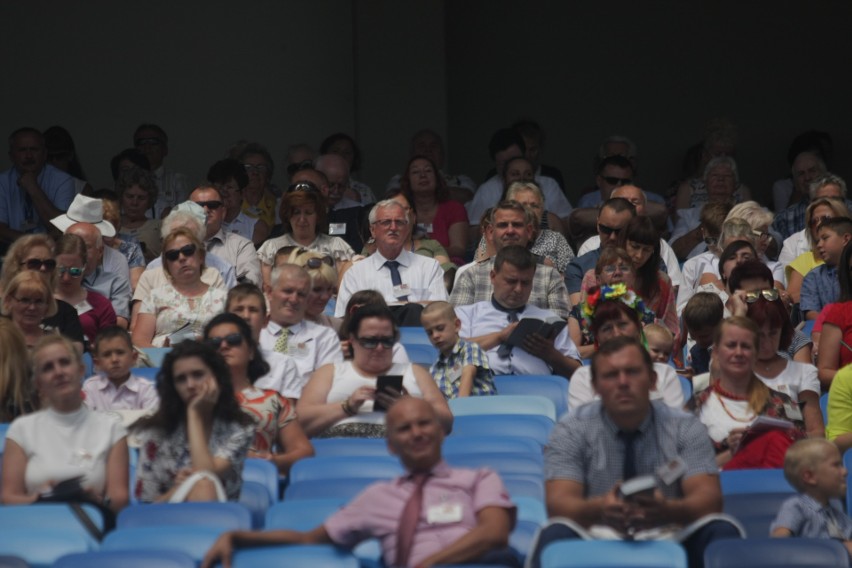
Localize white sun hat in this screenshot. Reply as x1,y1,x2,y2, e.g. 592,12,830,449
50,194,116,237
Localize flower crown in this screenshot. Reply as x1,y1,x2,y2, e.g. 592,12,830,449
581,283,650,322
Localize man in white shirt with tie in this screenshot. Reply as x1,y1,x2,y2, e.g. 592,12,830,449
456,245,581,379
335,200,448,320
260,264,343,400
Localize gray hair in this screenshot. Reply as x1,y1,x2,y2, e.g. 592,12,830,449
368,199,406,224
809,173,847,200
726,201,773,232
597,135,637,160
719,218,755,249
703,156,739,186
505,181,544,204
161,202,206,242
270,263,310,290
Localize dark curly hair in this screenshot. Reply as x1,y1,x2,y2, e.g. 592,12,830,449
203,313,270,384
132,340,252,435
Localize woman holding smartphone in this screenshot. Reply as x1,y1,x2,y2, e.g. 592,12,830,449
297,305,451,438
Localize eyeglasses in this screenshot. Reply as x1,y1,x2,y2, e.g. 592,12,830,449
205,333,244,349
601,263,632,275
164,243,198,262
752,230,771,241
372,218,409,228
287,181,320,194
194,200,223,210
305,256,334,269
810,215,833,228
20,258,57,271
356,336,395,349
598,223,622,235
286,159,314,176
602,176,632,186
744,289,780,303
58,265,84,278
243,164,269,174
14,296,46,308
135,137,162,147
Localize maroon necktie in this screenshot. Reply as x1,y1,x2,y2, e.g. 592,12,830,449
396,472,429,567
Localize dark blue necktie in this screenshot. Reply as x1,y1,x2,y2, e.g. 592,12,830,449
618,430,640,481
385,260,408,301
493,297,522,358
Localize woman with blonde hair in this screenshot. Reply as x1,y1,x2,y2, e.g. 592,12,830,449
131,227,227,347
0,319,34,421
725,201,784,288
1,272,59,349
290,249,341,332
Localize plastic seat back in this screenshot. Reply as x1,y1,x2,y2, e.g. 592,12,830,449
239,480,274,528
266,499,348,531
231,544,359,568
398,326,432,346
723,492,794,537
451,414,554,445
102,526,223,563
720,469,794,494
312,437,390,457
493,375,568,419
289,455,402,484
243,457,280,501
0,528,91,568
117,502,251,530
704,537,849,568
0,504,103,546
449,395,557,422
53,550,195,568
404,343,439,366
540,539,687,568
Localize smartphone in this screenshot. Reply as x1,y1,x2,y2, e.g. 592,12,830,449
374,375,404,412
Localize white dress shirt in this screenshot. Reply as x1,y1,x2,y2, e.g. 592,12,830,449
335,249,448,317
577,235,683,289
456,301,580,376
779,229,809,269
256,349,302,399
466,174,573,227
259,319,344,397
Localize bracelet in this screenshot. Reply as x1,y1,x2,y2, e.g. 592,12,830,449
341,400,357,416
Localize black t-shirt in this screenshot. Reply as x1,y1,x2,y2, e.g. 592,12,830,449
42,299,85,345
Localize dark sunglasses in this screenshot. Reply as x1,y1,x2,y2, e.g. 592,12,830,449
20,258,57,271
195,200,223,210
206,333,244,349
810,215,833,228
287,159,314,176
58,265,84,278
602,176,632,186
598,223,622,235
356,336,395,350
305,255,334,269
287,181,320,194
744,289,780,303
164,243,198,262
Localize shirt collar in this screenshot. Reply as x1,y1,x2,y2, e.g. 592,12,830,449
208,228,227,246
601,405,654,436
437,340,464,364
373,248,412,268
397,459,451,485
267,319,304,335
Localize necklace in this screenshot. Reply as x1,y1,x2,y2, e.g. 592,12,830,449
712,386,755,424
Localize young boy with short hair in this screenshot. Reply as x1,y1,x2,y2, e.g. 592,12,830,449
683,292,724,376
643,324,674,364
226,283,299,399
771,439,852,552
802,217,852,319
421,301,496,398
83,326,158,411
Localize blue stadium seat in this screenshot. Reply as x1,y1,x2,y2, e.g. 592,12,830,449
801,320,816,337
243,457,280,501
502,474,545,501
678,375,693,399
0,422,8,453
117,502,251,530
444,435,542,456
404,343,439,366
844,449,852,512
723,492,792,537
285,477,380,501
540,539,687,568
231,544,360,568
821,392,829,426
514,496,547,525
266,499,348,531
239,480,274,528
82,352,94,376
311,438,390,457
399,326,432,346
493,375,569,419
0,504,104,546
53,550,195,568
0,528,92,568
289,455,403,484
720,469,794,494
449,395,557,422
451,414,554,445
102,526,223,563
131,367,159,381
444,451,544,478
704,537,849,568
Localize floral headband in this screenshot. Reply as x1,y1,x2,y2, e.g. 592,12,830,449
581,283,655,326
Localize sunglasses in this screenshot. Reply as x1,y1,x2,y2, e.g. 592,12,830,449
356,336,395,350
286,159,314,176
602,176,632,186
305,256,334,269
58,265,84,278
810,215,832,228
744,289,780,303
164,243,198,262
195,200,223,210
752,230,771,241
206,333,244,349
598,223,622,235
20,258,57,271
287,181,320,194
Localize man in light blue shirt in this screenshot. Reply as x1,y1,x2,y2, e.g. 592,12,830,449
0,127,75,249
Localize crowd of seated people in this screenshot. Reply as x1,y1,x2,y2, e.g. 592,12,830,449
5,119,852,566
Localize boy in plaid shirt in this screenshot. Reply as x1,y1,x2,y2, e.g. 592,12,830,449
421,301,496,398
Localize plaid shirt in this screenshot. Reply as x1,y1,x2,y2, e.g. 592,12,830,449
800,264,839,315
430,339,496,399
450,258,571,318
773,198,852,239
